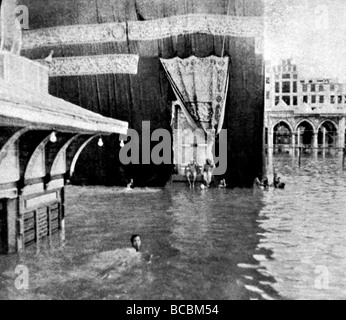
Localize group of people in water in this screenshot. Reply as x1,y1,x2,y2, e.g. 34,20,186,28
184,159,226,189
253,173,285,190
125,160,284,191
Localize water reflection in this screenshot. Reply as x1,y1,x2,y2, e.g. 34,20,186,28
1,154,345,300
259,153,346,300
141,189,279,300
0,185,279,300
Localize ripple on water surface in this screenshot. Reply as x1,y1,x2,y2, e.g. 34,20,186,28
1,155,346,300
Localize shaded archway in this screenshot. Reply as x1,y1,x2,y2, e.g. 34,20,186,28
296,120,315,152
273,121,293,154
318,120,338,153
68,135,99,179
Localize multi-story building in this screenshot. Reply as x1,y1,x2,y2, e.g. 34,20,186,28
265,59,346,157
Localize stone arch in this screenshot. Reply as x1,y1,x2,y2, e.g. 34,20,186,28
0,128,29,184
271,120,294,134
50,134,81,177
24,134,52,180
296,120,315,147
22,131,79,184
295,119,317,133
69,135,98,177
272,120,294,153
18,130,51,181
317,120,338,149
317,119,338,133
0,128,28,165
44,132,76,177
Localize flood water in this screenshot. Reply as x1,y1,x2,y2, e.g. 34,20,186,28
1,154,346,300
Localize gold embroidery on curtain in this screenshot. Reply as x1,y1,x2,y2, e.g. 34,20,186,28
161,55,229,134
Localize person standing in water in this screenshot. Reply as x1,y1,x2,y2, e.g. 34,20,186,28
126,179,134,190
273,174,285,189
185,160,199,188
203,159,215,188
219,179,227,188
253,173,266,189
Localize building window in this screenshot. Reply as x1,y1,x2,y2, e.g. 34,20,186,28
282,96,290,105
293,82,297,93
319,84,324,92
338,96,342,104
345,96,346,103
319,96,324,103
311,84,316,92
303,84,308,92
275,82,280,93
293,96,298,106
311,95,316,103
275,96,280,105
331,84,335,91
282,74,291,79
303,96,308,103
331,96,335,104
266,91,270,100
266,77,270,84
282,81,290,93
293,66,297,72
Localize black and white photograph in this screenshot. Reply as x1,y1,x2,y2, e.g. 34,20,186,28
0,0,345,303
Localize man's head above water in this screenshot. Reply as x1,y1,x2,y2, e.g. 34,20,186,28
131,234,141,252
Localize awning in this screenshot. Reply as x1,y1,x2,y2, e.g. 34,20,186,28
0,80,128,135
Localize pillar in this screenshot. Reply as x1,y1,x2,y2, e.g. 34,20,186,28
322,127,326,157
291,131,296,156
338,117,346,152
297,128,301,148
296,127,301,159
267,127,274,175
313,130,319,158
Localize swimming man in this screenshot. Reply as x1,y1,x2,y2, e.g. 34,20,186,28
131,234,141,252
130,234,153,263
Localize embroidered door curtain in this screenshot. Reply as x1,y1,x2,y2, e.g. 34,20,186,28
161,56,230,135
